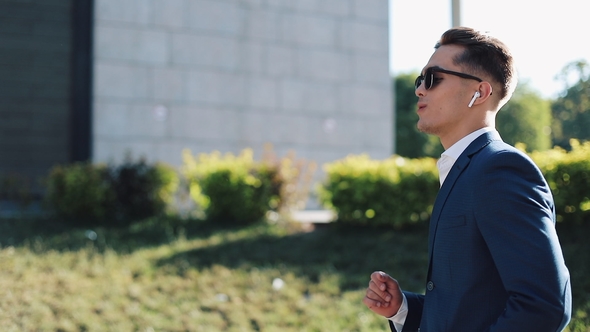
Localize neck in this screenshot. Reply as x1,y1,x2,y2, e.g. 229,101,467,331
440,124,495,150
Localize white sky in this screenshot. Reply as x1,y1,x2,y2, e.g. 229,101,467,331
389,0,590,99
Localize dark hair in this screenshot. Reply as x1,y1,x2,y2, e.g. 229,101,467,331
435,27,517,102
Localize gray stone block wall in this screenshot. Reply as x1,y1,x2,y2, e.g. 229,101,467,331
93,0,393,196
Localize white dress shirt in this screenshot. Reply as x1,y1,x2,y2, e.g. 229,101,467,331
387,127,496,331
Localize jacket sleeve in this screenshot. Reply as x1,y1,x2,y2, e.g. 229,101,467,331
388,291,423,332
474,150,571,331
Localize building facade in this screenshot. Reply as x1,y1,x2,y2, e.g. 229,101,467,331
1,0,393,204
93,0,393,168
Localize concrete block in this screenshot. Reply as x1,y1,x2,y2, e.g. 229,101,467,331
95,0,152,25
240,111,280,144
94,102,170,139
172,33,239,70
244,8,280,41
340,21,389,54
95,26,169,64
352,0,389,22
265,0,293,10
271,113,310,145
264,0,352,17
352,52,391,85
240,112,320,146
339,84,392,116
280,79,338,114
248,77,278,109
93,101,129,138
238,41,263,74
239,0,264,7
290,0,317,12
281,13,337,47
126,103,169,138
187,0,244,36
309,116,362,148
153,67,186,102
265,44,295,77
153,0,187,29
93,140,124,164
168,105,240,142
297,48,352,82
187,70,246,106
318,0,352,17
361,118,393,150
94,63,150,99
281,114,314,145
266,0,351,15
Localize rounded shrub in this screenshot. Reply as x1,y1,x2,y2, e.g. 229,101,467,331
182,149,280,225
45,159,179,227
45,162,115,226
108,158,179,226
318,154,439,228
530,140,590,225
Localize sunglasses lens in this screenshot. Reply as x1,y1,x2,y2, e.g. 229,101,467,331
415,68,434,90
424,68,432,90
415,76,424,90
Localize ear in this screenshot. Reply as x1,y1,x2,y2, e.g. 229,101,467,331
471,82,494,106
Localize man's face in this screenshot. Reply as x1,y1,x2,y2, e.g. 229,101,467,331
415,44,478,142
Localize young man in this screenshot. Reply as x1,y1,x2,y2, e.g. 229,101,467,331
363,27,572,331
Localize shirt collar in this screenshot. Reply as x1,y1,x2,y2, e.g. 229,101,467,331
441,127,496,160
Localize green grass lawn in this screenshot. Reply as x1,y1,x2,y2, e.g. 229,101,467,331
0,217,588,331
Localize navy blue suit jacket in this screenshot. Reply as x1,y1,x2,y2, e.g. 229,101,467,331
392,131,572,332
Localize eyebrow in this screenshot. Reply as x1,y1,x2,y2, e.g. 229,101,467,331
420,65,442,76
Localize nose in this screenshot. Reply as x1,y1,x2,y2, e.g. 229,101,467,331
415,82,426,97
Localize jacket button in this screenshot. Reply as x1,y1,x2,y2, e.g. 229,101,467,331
427,281,434,291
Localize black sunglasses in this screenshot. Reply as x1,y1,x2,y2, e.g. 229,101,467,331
415,67,483,90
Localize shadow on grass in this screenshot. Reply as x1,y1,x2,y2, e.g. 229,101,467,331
0,215,431,291
156,222,431,292
0,216,231,253
2,215,588,318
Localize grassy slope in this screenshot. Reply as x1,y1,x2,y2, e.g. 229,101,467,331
0,217,587,332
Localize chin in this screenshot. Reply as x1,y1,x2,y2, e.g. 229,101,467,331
417,122,437,135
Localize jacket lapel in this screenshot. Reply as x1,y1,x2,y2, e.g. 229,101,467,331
426,131,503,276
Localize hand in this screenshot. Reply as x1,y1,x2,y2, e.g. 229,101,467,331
363,271,403,318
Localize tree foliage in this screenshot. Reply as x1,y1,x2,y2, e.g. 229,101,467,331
496,81,552,152
394,72,442,158
551,60,590,150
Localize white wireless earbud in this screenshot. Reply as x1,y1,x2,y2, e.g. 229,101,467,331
468,91,481,108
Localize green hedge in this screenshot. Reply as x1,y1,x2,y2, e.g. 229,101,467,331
182,149,277,224
45,162,114,225
318,154,439,228
42,142,590,229
44,159,178,227
108,159,179,223
320,143,590,228
182,147,316,225
529,140,590,225
182,148,314,224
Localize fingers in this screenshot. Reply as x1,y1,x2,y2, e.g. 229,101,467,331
370,271,397,298
363,271,402,317
364,287,391,307
371,271,397,287
368,279,392,302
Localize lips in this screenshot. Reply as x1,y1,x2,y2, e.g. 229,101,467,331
417,102,427,112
